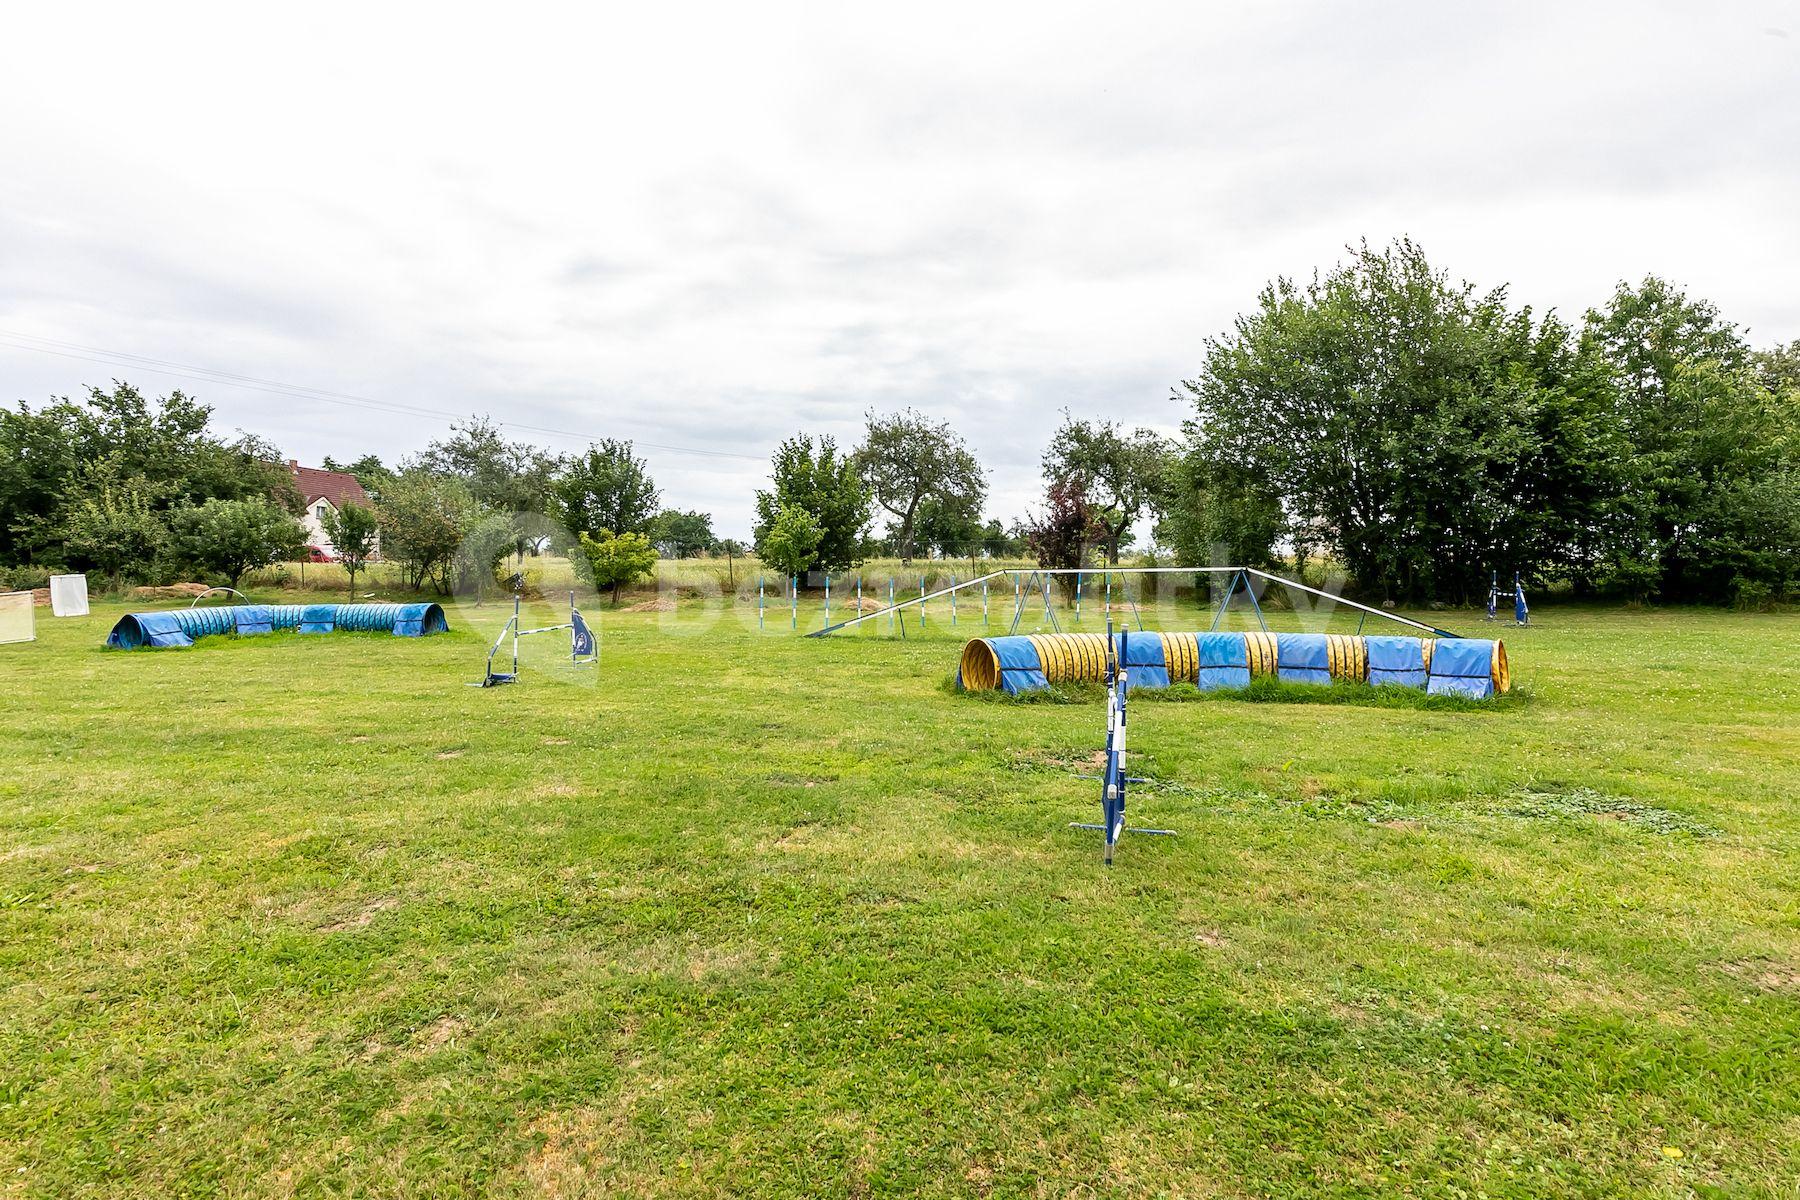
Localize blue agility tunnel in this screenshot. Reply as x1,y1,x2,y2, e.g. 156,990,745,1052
958,631,1509,698
105,603,449,649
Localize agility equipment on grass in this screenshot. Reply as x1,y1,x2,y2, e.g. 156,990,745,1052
106,603,448,649
473,591,596,687
0,591,33,645
810,565,1459,640
1487,571,1530,626
958,630,1510,699
1068,622,1176,866
49,574,88,617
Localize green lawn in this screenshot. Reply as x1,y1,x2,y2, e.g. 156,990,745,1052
2,595,1797,1198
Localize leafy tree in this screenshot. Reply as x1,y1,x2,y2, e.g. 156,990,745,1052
1024,477,1101,584
0,383,298,566
322,454,396,501
376,471,481,593
549,440,660,539
1157,453,1283,570
752,434,869,575
979,519,1025,559
320,499,380,594
854,409,985,565
758,504,824,581
648,508,717,557
1582,278,1796,601
58,477,168,582
168,497,306,588
1179,238,1629,602
416,417,561,514
911,493,985,558
577,529,658,604
1042,415,1172,564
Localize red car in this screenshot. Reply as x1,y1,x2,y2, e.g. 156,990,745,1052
302,546,336,563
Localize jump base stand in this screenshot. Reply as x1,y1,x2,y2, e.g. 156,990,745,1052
473,591,597,688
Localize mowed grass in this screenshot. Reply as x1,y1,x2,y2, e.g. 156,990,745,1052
1,595,1797,1198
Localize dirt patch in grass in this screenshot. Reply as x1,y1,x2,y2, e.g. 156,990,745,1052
623,598,676,613
414,1015,466,1052
318,896,399,933
1720,958,1800,993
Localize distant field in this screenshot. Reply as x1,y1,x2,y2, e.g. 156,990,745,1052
1,597,1797,1197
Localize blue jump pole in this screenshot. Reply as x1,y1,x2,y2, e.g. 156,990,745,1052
982,576,989,625
1075,570,1083,624
790,575,797,631
919,573,926,628
758,574,765,630
824,573,831,631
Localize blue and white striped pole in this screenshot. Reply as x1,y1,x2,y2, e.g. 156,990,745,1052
982,577,989,625
919,573,926,628
856,575,863,632
1075,571,1083,624
889,576,896,634
824,574,831,630
758,575,765,630
790,575,797,631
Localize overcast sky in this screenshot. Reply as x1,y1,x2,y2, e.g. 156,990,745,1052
3,2,1796,539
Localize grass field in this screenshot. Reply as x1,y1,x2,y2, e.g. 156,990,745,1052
2,594,1797,1198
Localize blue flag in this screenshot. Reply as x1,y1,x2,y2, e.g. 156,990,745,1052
571,608,595,658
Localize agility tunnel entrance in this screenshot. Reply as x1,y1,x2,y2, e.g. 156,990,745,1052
106,603,449,649
958,630,1510,699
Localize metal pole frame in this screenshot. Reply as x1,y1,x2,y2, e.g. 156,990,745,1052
808,566,1457,639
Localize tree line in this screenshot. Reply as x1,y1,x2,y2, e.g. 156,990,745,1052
3,239,1794,605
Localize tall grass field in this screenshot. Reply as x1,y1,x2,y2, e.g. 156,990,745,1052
1,591,1796,1197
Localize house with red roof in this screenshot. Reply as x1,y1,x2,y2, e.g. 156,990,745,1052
287,461,378,560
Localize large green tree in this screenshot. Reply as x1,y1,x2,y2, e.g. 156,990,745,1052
1178,239,1628,603
854,410,985,566
1042,416,1172,564
0,383,297,568
376,471,483,593
416,417,561,515
168,497,307,588
752,434,869,576
1582,278,1798,601
549,440,660,540
647,509,717,558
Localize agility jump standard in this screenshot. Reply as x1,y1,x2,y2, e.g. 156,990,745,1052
474,591,597,687
1068,619,1177,865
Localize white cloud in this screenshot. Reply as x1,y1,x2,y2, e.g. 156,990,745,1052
2,0,1795,537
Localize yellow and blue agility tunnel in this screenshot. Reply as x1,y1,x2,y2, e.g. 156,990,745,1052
106,603,449,649
958,631,1508,698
